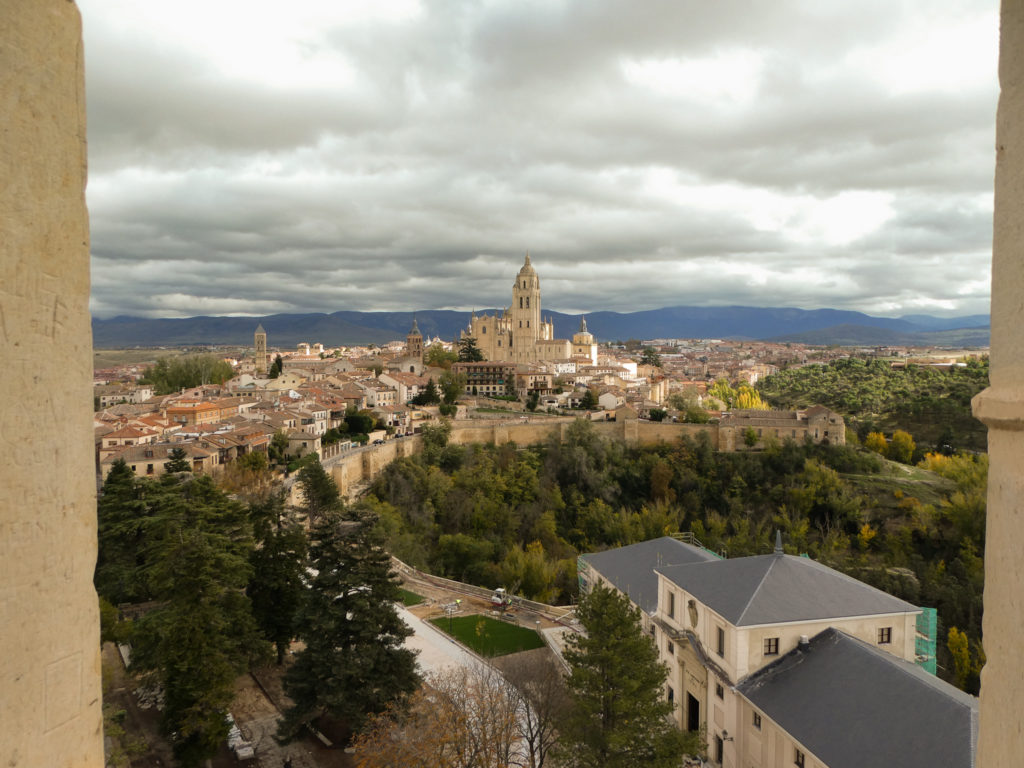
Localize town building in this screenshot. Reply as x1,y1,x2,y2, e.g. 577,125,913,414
578,535,969,768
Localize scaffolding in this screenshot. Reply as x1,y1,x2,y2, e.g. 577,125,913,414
915,606,938,675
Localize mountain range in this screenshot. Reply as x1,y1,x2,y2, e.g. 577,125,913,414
91,307,990,349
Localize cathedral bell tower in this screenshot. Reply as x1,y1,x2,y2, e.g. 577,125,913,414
510,253,541,362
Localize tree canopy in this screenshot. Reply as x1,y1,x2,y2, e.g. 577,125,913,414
557,582,686,768
458,336,485,362
279,505,420,740
142,354,234,394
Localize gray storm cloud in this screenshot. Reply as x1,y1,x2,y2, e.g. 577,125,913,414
81,0,997,320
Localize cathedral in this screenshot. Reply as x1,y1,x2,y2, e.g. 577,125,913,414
461,254,598,365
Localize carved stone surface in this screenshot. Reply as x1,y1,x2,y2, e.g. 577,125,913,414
0,2,104,765
974,3,1024,766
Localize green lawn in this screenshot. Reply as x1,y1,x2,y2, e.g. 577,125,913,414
429,614,545,657
399,588,425,607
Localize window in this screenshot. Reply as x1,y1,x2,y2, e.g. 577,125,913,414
753,712,762,730
668,591,675,618
667,686,674,705
146,464,154,475
667,640,674,656
764,637,780,656
716,627,725,657
519,297,523,308
714,735,724,763
878,627,892,644
482,326,486,334
526,297,530,308
795,748,805,767
715,683,724,700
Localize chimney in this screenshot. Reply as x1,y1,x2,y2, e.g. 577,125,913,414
798,635,810,650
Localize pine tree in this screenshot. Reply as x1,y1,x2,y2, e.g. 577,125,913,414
164,446,192,473
247,489,308,664
95,458,151,603
279,506,420,740
296,456,343,524
458,335,484,362
131,474,264,767
557,582,685,768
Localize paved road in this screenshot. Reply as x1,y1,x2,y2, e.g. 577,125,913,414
397,604,483,673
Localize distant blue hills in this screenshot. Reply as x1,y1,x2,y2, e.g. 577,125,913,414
91,307,990,349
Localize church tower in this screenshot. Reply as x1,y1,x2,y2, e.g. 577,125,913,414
510,253,542,362
406,315,424,361
254,324,267,374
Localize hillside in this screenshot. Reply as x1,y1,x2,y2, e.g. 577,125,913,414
92,306,990,348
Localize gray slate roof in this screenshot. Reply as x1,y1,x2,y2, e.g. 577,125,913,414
737,628,977,768
581,537,717,614
656,552,918,626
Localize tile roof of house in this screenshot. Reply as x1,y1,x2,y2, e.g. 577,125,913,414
656,552,918,627
737,627,977,768
581,537,718,614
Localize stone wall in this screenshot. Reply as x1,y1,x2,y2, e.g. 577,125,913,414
0,2,104,765
973,3,1024,765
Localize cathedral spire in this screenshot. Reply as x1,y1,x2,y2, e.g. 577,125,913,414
579,315,588,333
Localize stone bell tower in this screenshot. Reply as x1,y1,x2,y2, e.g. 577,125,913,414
510,253,542,362
254,324,268,374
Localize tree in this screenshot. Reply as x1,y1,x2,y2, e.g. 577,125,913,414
355,665,519,768
296,456,343,524
707,378,735,409
501,651,571,768
345,405,376,436
279,506,420,740
458,336,485,362
557,583,685,768
142,354,235,394
439,369,467,404
864,431,888,457
269,354,284,378
648,408,667,422
164,446,191,474
269,429,290,465
247,489,308,664
743,426,759,447
579,388,598,410
527,390,540,412
733,385,768,410
639,347,662,367
889,429,916,464
411,378,442,405
425,344,458,369
130,474,264,767
95,458,150,603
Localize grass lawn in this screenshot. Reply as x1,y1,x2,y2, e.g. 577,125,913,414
429,614,545,657
399,588,425,607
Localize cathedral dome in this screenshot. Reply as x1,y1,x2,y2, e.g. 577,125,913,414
517,253,537,276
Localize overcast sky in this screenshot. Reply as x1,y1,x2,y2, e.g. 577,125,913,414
81,0,998,320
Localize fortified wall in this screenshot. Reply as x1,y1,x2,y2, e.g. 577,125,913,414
326,417,812,496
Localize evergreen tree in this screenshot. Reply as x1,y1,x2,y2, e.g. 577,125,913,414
164,446,192,473
95,458,151,603
296,456,344,524
557,582,685,768
411,378,441,405
458,336,485,362
131,474,264,768
269,354,284,379
579,388,598,410
279,506,420,740
639,347,662,367
247,489,308,664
